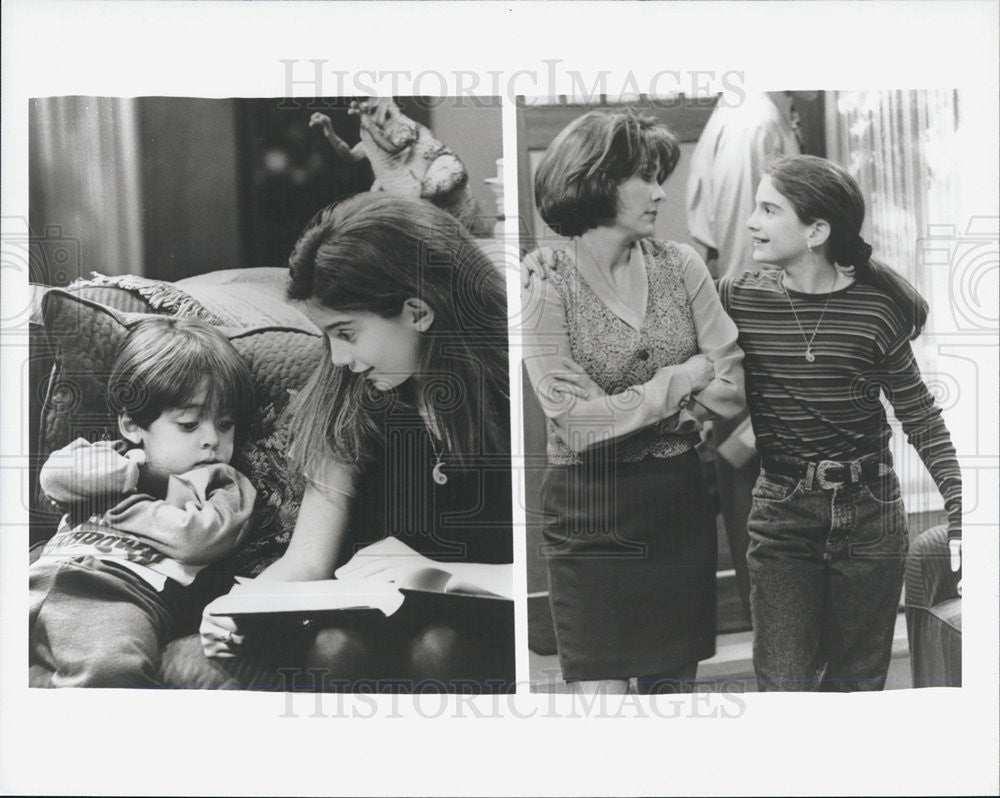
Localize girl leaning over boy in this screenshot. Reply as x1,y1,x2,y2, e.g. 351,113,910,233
200,193,514,691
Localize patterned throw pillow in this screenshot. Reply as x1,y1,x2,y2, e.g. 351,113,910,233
36,270,324,576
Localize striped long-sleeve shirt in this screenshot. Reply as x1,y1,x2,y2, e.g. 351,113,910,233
720,269,962,537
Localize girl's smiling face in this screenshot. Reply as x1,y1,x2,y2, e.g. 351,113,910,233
306,299,429,391
747,175,816,268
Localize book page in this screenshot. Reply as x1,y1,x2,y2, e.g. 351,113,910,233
393,566,454,593
208,577,406,617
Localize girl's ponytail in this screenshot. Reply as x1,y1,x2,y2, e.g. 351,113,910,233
855,245,929,341
847,236,873,269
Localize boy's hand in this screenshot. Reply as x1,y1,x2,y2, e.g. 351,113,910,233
200,598,245,658
123,448,147,467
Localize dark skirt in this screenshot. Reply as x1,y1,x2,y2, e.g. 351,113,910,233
542,449,717,681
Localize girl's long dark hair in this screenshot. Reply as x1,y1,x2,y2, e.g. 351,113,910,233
286,193,510,478
766,155,929,339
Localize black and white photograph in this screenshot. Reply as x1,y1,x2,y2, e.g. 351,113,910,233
519,90,973,695
26,94,514,693
1,1,997,797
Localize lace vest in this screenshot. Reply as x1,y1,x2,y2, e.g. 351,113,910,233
545,238,700,465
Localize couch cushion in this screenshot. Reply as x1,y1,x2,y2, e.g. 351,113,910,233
36,272,324,576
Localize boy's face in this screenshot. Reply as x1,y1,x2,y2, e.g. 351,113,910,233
120,387,235,474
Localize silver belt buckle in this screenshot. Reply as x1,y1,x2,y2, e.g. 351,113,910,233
815,461,844,489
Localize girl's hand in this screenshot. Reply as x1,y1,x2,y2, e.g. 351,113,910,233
200,598,245,659
334,536,434,582
949,538,962,596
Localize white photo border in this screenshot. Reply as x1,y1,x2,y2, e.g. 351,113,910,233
2,2,997,796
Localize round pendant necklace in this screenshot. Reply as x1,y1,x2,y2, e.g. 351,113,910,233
782,271,836,362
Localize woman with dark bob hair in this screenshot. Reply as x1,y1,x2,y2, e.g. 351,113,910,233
200,193,513,691
522,110,745,694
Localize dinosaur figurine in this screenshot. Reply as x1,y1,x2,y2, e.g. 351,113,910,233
310,98,491,236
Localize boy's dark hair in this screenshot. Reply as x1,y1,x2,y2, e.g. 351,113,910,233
107,317,255,429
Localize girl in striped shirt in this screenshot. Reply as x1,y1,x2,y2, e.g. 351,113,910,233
720,155,962,691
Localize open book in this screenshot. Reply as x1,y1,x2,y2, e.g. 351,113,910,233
209,552,511,622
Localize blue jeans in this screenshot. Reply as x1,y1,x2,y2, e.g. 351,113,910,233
747,455,909,691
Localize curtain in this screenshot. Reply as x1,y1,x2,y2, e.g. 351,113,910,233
826,90,961,336
825,90,968,515
29,97,145,283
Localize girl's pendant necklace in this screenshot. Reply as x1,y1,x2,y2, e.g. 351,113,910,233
429,435,448,485
782,270,836,362
422,410,449,485
432,457,448,486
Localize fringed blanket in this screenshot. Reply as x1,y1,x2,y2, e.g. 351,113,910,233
69,272,227,325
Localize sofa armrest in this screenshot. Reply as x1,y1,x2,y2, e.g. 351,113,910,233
904,525,962,688
904,525,960,610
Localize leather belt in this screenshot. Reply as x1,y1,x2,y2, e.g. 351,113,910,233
761,456,889,490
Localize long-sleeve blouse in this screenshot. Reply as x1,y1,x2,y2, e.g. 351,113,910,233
521,238,745,465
